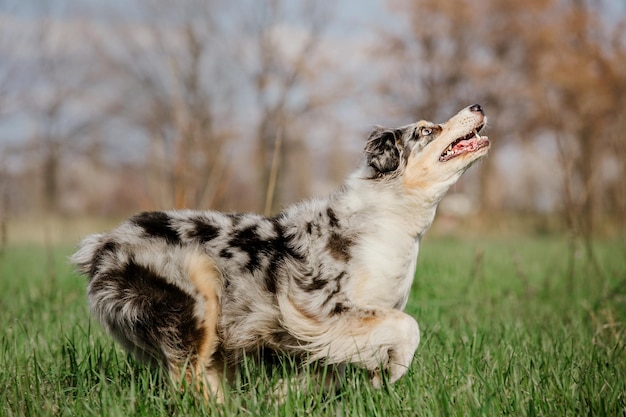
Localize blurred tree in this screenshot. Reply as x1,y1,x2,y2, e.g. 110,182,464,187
519,0,626,269
1,0,623,240
0,1,111,218
0,13,19,120
522,0,626,242
379,0,533,214
382,0,626,242
0,9,17,248
90,0,236,210
25,16,96,214
89,0,343,214
240,0,336,214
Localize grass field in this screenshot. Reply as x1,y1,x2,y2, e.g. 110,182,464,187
1,237,625,416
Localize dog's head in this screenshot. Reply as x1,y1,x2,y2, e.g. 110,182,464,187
364,104,490,197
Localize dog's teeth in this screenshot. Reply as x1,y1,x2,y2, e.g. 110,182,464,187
473,129,480,139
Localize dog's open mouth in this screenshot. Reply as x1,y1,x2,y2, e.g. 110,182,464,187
439,124,489,162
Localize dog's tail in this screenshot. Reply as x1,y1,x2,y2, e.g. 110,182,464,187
70,233,108,277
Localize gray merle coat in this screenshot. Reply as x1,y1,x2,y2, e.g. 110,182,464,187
72,104,490,400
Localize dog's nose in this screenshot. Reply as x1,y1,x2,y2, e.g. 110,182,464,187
469,104,484,114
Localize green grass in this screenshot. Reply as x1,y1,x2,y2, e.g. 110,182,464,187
1,237,625,416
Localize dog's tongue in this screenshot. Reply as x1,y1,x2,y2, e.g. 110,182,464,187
453,137,480,152
455,130,489,152
440,131,489,162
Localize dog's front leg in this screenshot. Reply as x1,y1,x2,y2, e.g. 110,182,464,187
307,307,420,387
351,308,420,387
279,296,420,387
367,312,420,388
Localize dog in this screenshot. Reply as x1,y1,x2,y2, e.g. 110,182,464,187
71,104,490,400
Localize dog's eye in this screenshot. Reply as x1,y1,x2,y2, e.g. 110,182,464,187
421,127,433,136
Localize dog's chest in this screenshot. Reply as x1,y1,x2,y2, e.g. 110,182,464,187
348,230,420,310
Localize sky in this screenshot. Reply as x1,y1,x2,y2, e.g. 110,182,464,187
0,0,390,27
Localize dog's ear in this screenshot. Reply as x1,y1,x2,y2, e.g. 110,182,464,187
365,127,401,176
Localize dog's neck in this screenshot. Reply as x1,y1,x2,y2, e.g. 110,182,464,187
339,174,447,240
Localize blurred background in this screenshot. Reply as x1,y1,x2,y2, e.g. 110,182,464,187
0,0,624,246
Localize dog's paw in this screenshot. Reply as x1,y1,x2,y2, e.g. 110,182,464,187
368,349,411,388
369,367,383,388
370,315,420,388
